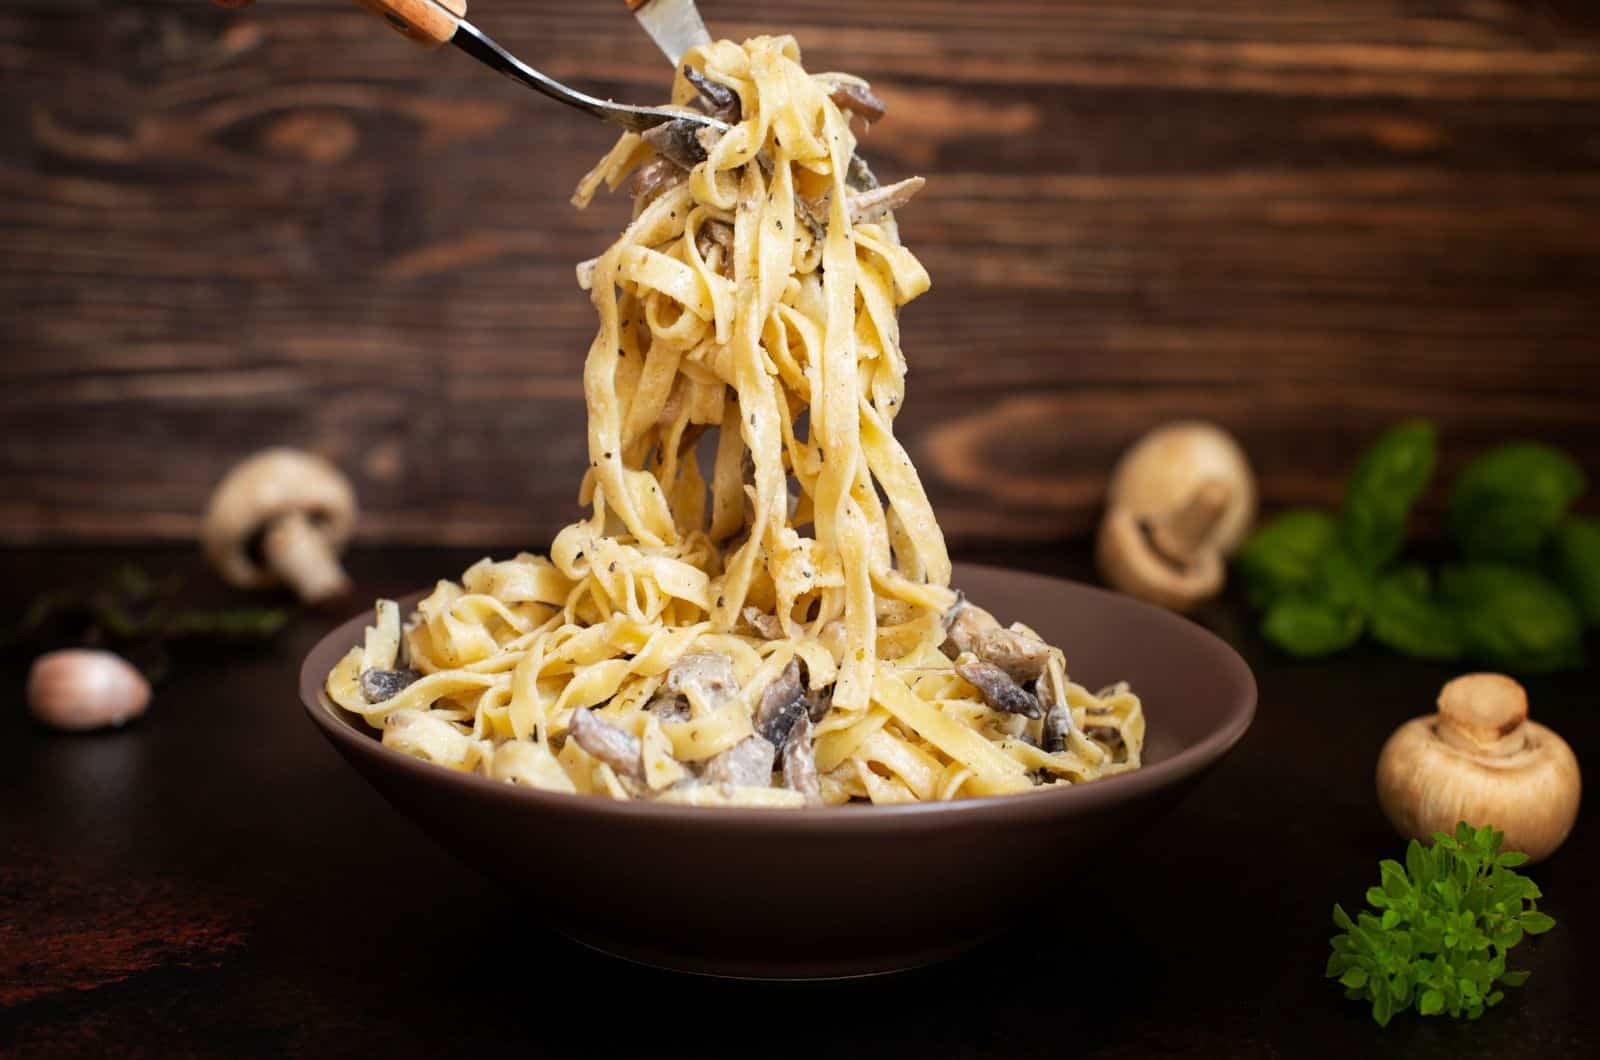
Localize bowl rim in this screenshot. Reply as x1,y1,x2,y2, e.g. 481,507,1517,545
299,562,1256,834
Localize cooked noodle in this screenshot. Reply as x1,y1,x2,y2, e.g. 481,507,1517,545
326,36,1144,806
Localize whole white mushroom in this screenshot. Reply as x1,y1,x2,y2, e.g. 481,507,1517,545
203,448,356,606
1377,673,1580,863
1097,422,1257,612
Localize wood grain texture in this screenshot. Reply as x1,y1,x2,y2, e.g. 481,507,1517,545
3,0,1600,547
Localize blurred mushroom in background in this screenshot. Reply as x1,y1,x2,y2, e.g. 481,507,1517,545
1097,422,1257,612
203,449,357,607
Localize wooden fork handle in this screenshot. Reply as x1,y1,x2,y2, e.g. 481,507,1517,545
349,0,468,48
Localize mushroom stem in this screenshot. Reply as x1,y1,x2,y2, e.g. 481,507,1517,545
262,510,350,605
1436,672,1530,757
1145,479,1233,567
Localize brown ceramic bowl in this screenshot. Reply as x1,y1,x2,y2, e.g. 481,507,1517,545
300,563,1254,979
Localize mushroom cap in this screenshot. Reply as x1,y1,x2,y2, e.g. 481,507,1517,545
203,448,356,589
1095,507,1224,613
1107,422,1257,556
1376,680,1581,863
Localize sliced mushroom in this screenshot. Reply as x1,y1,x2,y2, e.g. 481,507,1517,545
700,735,777,787
1041,684,1075,754
663,652,740,713
361,667,421,704
567,708,644,780
645,688,691,723
742,606,785,641
633,156,687,208
816,73,887,123
697,219,735,263
954,659,1042,719
754,658,810,749
795,196,829,242
941,597,1052,683
848,176,924,224
1086,726,1124,753
202,448,356,606
642,118,725,170
808,683,834,723
781,714,824,805
642,118,706,169
684,66,740,122
1042,710,1073,753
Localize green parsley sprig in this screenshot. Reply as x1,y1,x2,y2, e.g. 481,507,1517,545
1327,823,1555,1026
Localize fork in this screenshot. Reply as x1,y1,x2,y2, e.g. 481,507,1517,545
349,1,725,134
622,0,883,191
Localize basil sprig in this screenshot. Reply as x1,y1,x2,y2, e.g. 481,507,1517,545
1237,424,1594,670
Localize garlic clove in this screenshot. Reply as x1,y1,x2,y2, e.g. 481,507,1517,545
27,649,151,732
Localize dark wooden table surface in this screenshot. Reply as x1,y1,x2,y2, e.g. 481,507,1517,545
1,545,1594,1058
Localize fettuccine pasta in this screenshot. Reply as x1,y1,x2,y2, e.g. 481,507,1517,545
326,36,1144,807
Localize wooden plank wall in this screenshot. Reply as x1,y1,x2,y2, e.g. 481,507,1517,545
3,0,1599,547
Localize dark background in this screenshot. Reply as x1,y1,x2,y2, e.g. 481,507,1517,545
4,0,1600,548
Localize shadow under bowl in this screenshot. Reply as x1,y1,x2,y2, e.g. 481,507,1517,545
299,562,1255,979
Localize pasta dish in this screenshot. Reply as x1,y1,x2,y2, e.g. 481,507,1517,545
326,36,1144,806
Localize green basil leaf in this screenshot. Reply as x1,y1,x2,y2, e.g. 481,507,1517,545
1449,443,1586,564
1261,596,1364,658
1519,912,1556,935
1369,565,1464,661
1340,421,1438,571
1549,516,1600,629
1439,564,1585,672
1236,510,1339,607
1373,989,1395,1027
1312,547,1374,613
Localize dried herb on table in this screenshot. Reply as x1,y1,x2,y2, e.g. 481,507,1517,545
1328,823,1555,1027
4,564,289,684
